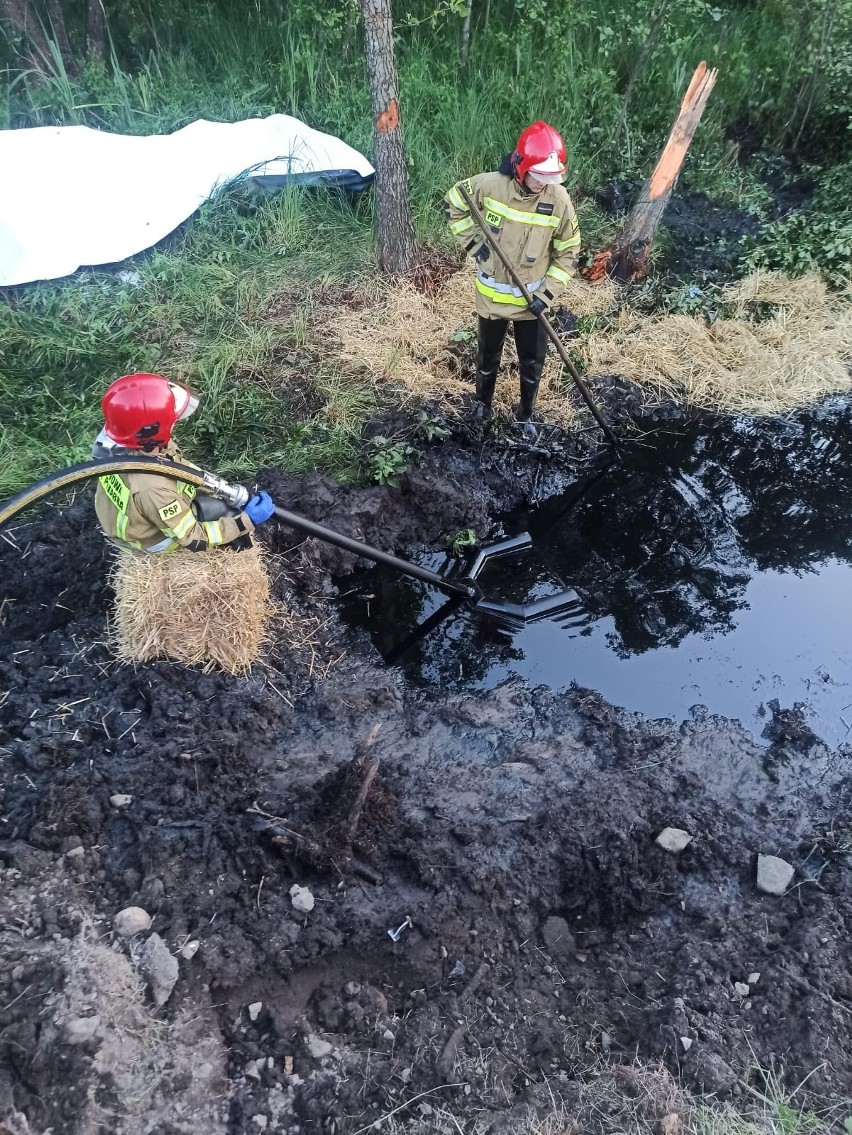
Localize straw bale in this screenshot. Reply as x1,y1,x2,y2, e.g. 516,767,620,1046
583,271,852,415
109,545,275,674
326,266,618,428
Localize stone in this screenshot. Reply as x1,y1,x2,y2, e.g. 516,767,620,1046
734,981,750,997
194,1062,214,1081
692,1050,736,1094
656,828,693,853
756,854,795,896
64,1015,101,1044
113,906,152,937
109,794,133,808
680,1036,693,1052
382,1029,395,1041
541,915,576,958
65,846,85,859
248,1001,263,1021
344,981,362,996
252,1117,268,1130
748,972,760,985
138,933,179,1007
245,1060,261,1080
307,1034,333,1059
289,885,315,913
659,1115,682,1135
181,940,200,960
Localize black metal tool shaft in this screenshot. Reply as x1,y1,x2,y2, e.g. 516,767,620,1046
271,506,479,599
457,184,620,451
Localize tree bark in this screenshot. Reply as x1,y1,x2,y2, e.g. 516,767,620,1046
587,61,718,284
359,0,419,276
460,0,472,66
86,0,106,60
0,0,55,70
46,0,78,73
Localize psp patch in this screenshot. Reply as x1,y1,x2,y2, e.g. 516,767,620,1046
158,500,182,522
485,209,502,227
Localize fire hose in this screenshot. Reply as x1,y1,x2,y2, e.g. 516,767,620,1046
0,457,578,622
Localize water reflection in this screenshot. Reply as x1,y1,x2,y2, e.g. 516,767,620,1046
340,398,852,741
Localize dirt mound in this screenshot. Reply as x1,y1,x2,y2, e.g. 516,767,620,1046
2,461,852,1133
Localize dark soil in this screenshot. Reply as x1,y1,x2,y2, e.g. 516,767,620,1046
2,436,852,1134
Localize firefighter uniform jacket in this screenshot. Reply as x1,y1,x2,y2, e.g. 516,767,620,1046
94,443,255,553
445,172,580,320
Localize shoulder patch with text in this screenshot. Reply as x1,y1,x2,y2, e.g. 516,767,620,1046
158,500,182,522
485,209,502,227
536,202,555,215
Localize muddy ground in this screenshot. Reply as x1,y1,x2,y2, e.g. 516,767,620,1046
2,415,852,1135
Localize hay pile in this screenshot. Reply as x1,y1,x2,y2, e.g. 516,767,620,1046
329,266,618,426
109,546,275,674
583,271,852,415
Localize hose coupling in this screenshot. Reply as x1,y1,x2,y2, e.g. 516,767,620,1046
201,471,250,509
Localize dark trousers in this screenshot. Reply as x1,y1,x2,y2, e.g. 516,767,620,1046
475,316,548,418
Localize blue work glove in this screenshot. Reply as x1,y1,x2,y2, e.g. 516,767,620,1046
528,296,547,317
244,491,275,525
474,243,491,263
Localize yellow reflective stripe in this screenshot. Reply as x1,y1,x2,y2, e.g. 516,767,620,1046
450,216,475,235
474,277,529,307
203,520,225,546
546,265,571,285
482,197,559,228
448,184,466,210
116,512,129,541
553,235,581,251
167,510,197,540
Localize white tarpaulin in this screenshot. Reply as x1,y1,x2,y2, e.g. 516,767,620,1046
0,115,375,287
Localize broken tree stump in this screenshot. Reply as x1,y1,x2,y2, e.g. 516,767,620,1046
587,61,718,284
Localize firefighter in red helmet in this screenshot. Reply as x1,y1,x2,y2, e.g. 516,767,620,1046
93,373,274,553
444,121,580,437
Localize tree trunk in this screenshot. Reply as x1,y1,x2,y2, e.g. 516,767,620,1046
86,0,106,60
359,0,419,276
46,0,78,73
0,0,55,71
460,0,472,66
587,61,718,284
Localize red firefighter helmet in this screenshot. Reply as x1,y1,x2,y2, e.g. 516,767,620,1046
102,373,198,450
513,121,567,184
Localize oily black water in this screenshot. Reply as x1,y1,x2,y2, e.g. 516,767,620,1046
340,399,852,747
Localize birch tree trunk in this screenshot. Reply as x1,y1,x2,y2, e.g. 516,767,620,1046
360,0,418,275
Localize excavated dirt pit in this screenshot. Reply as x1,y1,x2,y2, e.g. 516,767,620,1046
2,407,852,1134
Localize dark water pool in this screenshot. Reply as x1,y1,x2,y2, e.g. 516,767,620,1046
340,399,852,747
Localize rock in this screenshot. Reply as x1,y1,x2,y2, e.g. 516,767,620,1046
289,885,315,913
181,940,200,960
113,906,152,937
748,972,760,985
109,794,133,808
194,1061,214,1081
138,933,179,1006
65,846,85,859
659,1115,682,1135
64,1015,101,1044
252,1117,268,1130
245,1060,261,1080
541,915,576,958
382,1029,395,1041
680,1036,693,1052
400,1067,412,1083
248,1001,263,1021
307,1034,333,1059
344,981,362,996
692,1050,736,1094
734,981,750,997
656,828,692,853
756,854,795,895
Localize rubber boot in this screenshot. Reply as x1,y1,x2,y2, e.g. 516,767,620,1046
471,317,508,422
516,376,540,438
514,318,547,439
